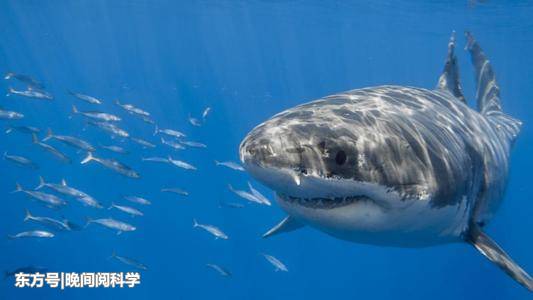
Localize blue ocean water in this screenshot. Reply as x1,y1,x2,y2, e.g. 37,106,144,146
1,1,533,299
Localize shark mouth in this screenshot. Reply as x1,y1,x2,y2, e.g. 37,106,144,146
278,194,374,209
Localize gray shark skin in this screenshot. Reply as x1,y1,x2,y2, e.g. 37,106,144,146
239,32,531,291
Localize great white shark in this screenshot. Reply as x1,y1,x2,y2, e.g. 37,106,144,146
239,32,531,291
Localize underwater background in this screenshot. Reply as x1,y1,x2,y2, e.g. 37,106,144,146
1,1,533,299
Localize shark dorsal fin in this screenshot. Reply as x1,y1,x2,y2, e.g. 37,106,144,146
437,31,466,104
465,32,522,142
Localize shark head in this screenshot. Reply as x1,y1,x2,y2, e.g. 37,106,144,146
239,91,471,246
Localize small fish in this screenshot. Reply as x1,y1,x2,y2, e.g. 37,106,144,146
23,209,71,231
161,188,189,196
7,87,52,100
123,196,151,206
115,100,150,117
247,182,272,206
68,90,102,105
87,120,129,138
214,160,244,171
3,152,38,169
81,152,140,178
130,137,156,148
5,125,40,135
206,263,231,277
153,126,186,138
8,230,54,239
202,107,211,120
168,156,196,171
110,251,148,270
43,128,95,152
218,201,245,209
0,109,24,120
188,115,202,127
35,177,103,209
13,182,67,208
193,219,228,240
141,116,155,125
4,72,44,89
228,184,268,206
141,156,169,163
4,266,48,279
160,137,185,150
180,140,207,148
262,253,288,272
72,105,121,122
100,144,129,154
31,134,71,163
86,217,136,234
108,202,143,217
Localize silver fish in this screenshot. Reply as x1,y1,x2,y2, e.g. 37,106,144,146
262,253,288,272
206,263,231,277
0,109,24,120
130,137,156,148
3,152,38,169
115,100,150,117
87,120,129,138
160,137,185,150
5,125,40,135
141,156,169,163
7,87,53,100
86,217,136,234
123,196,151,206
180,140,207,148
110,251,148,270
153,126,186,138
4,72,44,89
81,152,140,179
188,115,202,127
14,183,67,207
35,177,103,209
141,116,155,125
99,144,129,154
202,107,211,120
168,156,196,171
214,160,244,171
108,202,143,217
23,209,71,231
43,128,95,152
193,219,228,239
228,184,267,205
161,188,189,196
247,182,272,206
31,134,71,163
68,90,102,105
72,105,121,122
8,230,54,239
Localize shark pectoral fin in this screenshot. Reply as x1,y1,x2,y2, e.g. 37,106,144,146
262,216,304,239
437,31,466,103
467,225,533,291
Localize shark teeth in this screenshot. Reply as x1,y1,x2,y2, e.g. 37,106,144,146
279,194,372,209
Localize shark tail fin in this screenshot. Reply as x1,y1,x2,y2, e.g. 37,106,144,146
153,125,159,136
467,225,533,292
81,152,94,164
35,176,46,190
6,87,14,96
24,209,32,222
84,217,93,228
193,219,199,227
3,151,7,160
71,105,78,114
43,128,53,142
108,202,115,210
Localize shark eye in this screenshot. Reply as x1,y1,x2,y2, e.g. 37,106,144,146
335,150,347,165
